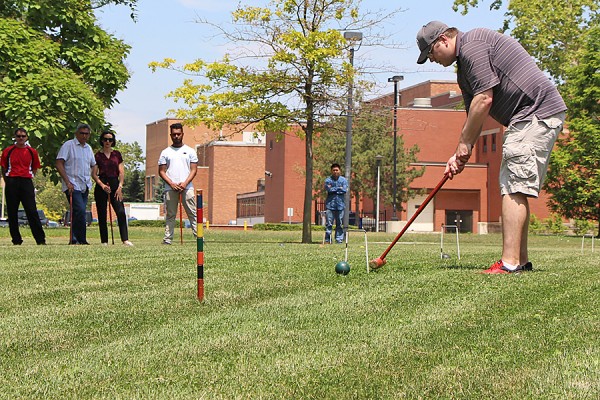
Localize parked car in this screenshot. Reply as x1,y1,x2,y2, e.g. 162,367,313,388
63,211,93,226
47,220,59,228
18,209,49,226
0,218,8,227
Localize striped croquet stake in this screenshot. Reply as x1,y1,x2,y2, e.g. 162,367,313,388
196,189,204,302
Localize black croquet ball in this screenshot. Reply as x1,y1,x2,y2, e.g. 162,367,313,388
335,261,350,275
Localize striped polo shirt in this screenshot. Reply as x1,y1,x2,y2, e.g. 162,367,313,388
456,28,566,126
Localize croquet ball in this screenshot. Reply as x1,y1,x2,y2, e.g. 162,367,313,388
442,253,451,259
335,261,350,275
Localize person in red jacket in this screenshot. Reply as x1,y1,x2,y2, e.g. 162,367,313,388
0,128,46,245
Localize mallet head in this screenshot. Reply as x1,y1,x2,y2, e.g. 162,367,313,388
369,257,386,270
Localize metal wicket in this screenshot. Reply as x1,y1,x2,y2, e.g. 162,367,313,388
440,224,460,260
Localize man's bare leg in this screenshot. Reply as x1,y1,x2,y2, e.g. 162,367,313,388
501,193,529,266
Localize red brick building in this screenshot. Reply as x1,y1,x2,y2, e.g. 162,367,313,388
145,118,266,225
352,80,553,233
264,129,306,224
144,80,556,232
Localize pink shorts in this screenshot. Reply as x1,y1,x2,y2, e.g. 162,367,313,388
499,112,565,197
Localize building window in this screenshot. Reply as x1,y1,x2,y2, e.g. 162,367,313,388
150,175,156,201
482,136,487,153
491,133,497,152
237,195,265,218
196,144,208,167
242,131,266,144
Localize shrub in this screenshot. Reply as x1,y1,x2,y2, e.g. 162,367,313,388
129,220,165,228
573,219,593,236
253,223,325,231
545,213,566,235
529,214,544,234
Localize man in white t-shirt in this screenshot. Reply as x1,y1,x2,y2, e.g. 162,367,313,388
158,123,198,244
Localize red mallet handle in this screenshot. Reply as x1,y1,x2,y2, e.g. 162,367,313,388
370,174,449,269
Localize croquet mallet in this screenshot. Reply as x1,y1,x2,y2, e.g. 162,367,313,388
108,198,115,245
369,174,450,269
69,191,73,244
179,192,184,245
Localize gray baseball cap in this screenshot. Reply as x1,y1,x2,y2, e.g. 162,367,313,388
416,21,449,64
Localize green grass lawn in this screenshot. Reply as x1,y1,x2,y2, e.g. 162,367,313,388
0,226,598,398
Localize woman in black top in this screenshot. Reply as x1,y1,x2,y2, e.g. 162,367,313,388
92,131,133,246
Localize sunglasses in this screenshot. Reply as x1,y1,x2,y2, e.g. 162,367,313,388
428,37,442,60
101,138,115,142
78,131,91,135
15,135,27,138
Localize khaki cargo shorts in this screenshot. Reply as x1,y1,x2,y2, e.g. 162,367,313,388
499,111,566,197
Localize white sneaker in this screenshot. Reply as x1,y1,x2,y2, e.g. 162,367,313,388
123,240,134,247
101,242,108,246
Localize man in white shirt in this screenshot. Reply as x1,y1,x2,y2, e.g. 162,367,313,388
158,123,198,244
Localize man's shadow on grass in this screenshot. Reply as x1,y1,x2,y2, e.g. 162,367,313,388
440,264,542,272
439,263,485,271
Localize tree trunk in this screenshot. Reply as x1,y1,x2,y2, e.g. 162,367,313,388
301,73,315,244
302,125,314,243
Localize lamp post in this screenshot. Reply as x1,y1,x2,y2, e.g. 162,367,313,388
387,75,403,221
375,154,383,232
342,31,363,232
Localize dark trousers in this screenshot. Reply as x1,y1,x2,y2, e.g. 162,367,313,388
64,189,89,244
94,177,128,243
5,177,46,245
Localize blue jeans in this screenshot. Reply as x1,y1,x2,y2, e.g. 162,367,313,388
65,189,89,244
325,209,344,243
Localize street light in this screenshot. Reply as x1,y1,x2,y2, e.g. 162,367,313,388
375,155,383,232
342,31,363,232
388,75,404,221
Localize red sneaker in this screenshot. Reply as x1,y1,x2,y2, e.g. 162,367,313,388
480,260,521,274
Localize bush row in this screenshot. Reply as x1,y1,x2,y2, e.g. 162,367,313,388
529,214,598,236
253,223,325,231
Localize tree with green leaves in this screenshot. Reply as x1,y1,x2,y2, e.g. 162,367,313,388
314,102,423,216
0,1,134,176
545,26,600,236
33,173,65,222
150,0,402,243
117,141,145,202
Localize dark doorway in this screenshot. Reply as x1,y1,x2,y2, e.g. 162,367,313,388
445,210,473,233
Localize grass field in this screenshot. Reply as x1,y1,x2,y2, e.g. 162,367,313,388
0,226,599,399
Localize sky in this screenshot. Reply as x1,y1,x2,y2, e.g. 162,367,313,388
95,0,508,150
